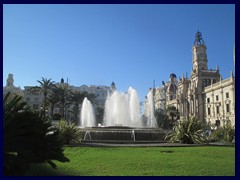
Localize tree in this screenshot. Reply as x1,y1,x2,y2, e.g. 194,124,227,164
31,77,55,119
53,83,72,121
96,107,104,125
47,92,60,118
69,90,85,124
154,109,171,129
166,106,179,128
69,90,97,124
3,92,69,176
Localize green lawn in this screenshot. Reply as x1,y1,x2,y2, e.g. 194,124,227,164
27,146,235,176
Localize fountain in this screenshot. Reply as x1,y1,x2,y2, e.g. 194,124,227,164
79,87,169,144
103,87,143,127
145,91,158,128
80,97,96,127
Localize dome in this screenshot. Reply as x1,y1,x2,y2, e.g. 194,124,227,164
170,73,177,78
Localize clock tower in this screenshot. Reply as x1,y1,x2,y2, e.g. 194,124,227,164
188,31,220,123
192,31,208,73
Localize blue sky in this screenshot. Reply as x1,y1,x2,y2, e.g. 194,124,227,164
3,4,235,105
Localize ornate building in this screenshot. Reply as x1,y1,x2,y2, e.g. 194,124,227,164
177,31,221,123
204,73,235,127
3,74,24,97
145,31,235,127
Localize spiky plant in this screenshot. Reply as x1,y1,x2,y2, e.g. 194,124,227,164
58,119,82,145
165,117,206,144
3,92,69,176
211,122,235,142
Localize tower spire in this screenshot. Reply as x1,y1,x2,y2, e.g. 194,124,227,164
194,30,204,45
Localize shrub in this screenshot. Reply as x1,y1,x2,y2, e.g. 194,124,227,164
3,92,69,176
211,123,235,142
165,117,206,144
58,120,82,145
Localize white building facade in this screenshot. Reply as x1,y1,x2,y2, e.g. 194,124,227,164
204,74,235,127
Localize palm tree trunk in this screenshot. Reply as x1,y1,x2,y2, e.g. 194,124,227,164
43,95,47,119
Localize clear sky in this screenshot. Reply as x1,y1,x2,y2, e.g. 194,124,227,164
3,4,235,106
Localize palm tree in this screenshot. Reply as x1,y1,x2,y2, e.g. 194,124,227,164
47,92,60,118
54,83,72,120
31,77,55,119
69,90,84,124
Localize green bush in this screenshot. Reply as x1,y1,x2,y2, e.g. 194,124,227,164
154,109,171,129
165,117,206,144
211,123,235,142
58,120,81,145
3,92,69,176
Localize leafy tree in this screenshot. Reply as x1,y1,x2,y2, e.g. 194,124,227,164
69,90,97,124
154,109,171,129
165,117,206,144
166,106,179,127
96,107,104,125
84,91,97,106
3,92,69,176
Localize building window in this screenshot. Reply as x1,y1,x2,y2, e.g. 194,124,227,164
207,98,210,103
34,98,39,102
215,120,220,127
226,92,229,98
216,95,218,101
26,97,30,102
216,106,219,114
226,104,230,113
208,107,211,115
207,79,211,86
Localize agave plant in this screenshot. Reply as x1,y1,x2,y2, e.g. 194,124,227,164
165,117,206,144
58,119,82,145
3,92,69,176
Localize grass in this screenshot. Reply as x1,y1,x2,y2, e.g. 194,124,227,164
27,146,235,176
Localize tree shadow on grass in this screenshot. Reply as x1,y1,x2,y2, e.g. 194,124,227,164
26,163,80,176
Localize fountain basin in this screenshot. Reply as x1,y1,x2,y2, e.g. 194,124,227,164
79,127,170,143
